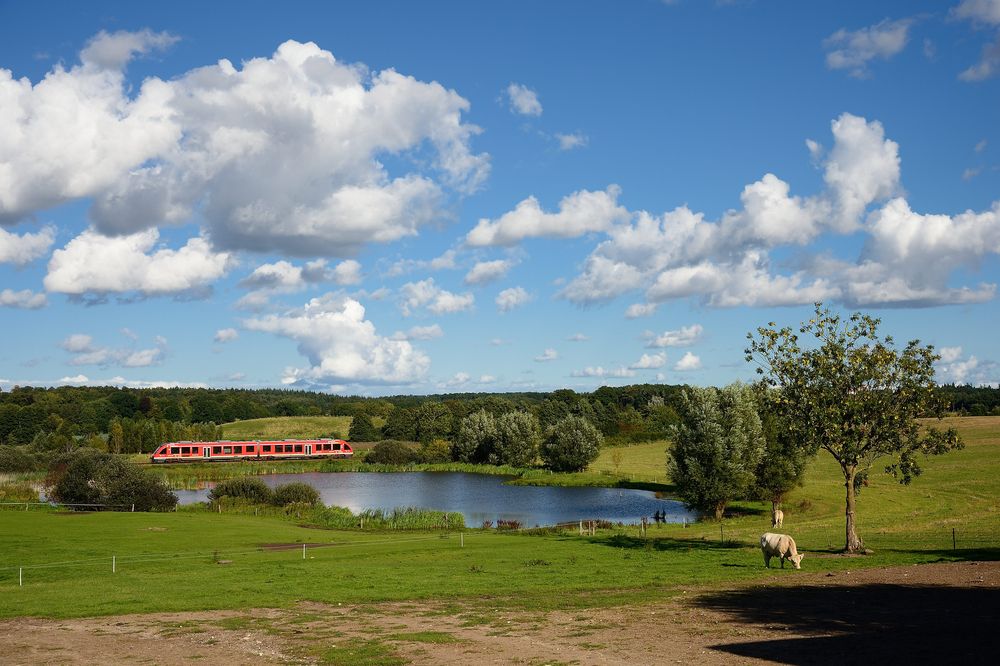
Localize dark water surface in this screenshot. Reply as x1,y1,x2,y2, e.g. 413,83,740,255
174,471,696,526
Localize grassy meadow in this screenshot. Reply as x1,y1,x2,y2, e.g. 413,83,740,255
1,416,998,620
220,415,353,440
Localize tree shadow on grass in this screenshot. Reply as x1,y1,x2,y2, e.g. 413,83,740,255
889,547,1000,563
695,582,1000,665
600,534,747,551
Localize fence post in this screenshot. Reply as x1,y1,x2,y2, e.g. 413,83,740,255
302,543,306,560
579,520,583,536
24,502,28,511
131,504,135,512
720,523,724,543
953,528,956,550
19,567,22,587
461,533,464,548
112,555,116,573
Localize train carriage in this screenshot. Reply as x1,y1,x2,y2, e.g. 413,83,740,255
150,438,353,463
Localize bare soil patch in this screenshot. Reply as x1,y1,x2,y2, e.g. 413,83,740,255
1,561,997,665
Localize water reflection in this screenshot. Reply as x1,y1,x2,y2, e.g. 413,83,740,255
174,471,696,527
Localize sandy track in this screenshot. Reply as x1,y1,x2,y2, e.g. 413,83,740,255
2,561,998,665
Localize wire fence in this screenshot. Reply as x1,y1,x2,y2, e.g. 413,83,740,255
1,531,468,588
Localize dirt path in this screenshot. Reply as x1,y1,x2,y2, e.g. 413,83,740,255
2,561,998,665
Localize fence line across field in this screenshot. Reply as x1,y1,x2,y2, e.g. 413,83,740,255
2,531,470,587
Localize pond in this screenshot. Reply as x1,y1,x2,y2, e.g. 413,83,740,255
174,471,697,527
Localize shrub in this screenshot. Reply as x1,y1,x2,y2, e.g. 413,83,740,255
348,412,380,442
365,440,421,465
46,449,177,511
419,438,452,464
0,445,43,473
272,482,321,507
208,477,273,504
541,415,603,472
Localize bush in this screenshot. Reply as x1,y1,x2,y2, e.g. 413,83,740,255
208,477,273,504
272,482,320,507
46,449,177,511
419,438,452,464
541,415,603,472
365,440,421,465
348,412,380,442
0,445,43,473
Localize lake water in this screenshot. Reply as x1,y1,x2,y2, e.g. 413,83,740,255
174,471,697,527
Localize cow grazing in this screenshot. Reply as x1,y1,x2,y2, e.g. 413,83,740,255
760,532,803,569
772,508,784,528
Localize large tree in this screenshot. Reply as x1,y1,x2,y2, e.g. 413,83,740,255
746,304,962,553
668,384,765,520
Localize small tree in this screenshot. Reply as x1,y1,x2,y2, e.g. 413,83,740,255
753,411,810,513
453,410,497,463
491,411,541,467
348,413,380,442
541,415,603,472
667,384,765,520
746,304,962,552
272,482,321,507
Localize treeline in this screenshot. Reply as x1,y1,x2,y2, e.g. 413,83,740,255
937,384,1000,416
0,383,688,447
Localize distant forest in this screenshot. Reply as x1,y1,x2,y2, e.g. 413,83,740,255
0,382,996,451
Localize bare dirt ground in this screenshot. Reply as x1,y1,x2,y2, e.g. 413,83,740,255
2,561,998,665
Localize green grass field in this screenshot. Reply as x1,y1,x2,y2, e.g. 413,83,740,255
2,416,998,620
221,415,353,440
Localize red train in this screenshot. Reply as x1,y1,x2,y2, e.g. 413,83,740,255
150,439,353,463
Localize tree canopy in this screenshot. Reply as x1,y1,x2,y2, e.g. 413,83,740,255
746,303,962,552
668,383,765,520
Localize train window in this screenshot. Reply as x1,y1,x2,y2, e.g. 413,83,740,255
333,443,341,451
284,445,293,453
213,446,222,454
223,446,232,454
295,445,303,453
181,447,190,454
170,447,179,455
236,446,244,454
263,445,271,453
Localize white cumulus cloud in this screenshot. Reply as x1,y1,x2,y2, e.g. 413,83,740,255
495,286,531,313
505,83,542,116
571,366,636,378
466,186,629,247
44,228,231,296
535,348,558,362
244,294,430,386
464,259,514,285
2,35,489,261
0,288,46,309
630,353,666,370
0,226,55,266
399,278,474,316
625,303,657,319
214,328,239,343
673,352,702,371
646,324,703,348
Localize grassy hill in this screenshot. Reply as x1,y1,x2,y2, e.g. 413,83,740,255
220,416,352,440
2,416,997,620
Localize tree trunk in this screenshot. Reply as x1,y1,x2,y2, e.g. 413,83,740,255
844,466,864,553
714,501,726,521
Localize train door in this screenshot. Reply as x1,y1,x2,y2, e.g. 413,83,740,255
306,444,312,456
203,446,210,459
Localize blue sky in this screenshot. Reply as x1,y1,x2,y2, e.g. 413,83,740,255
1,0,999,394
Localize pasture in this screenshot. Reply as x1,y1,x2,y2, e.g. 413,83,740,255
220,416,353,440
2,417,999,622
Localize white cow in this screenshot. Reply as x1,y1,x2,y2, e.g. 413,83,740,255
760,532,803,569
772,508,784,528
